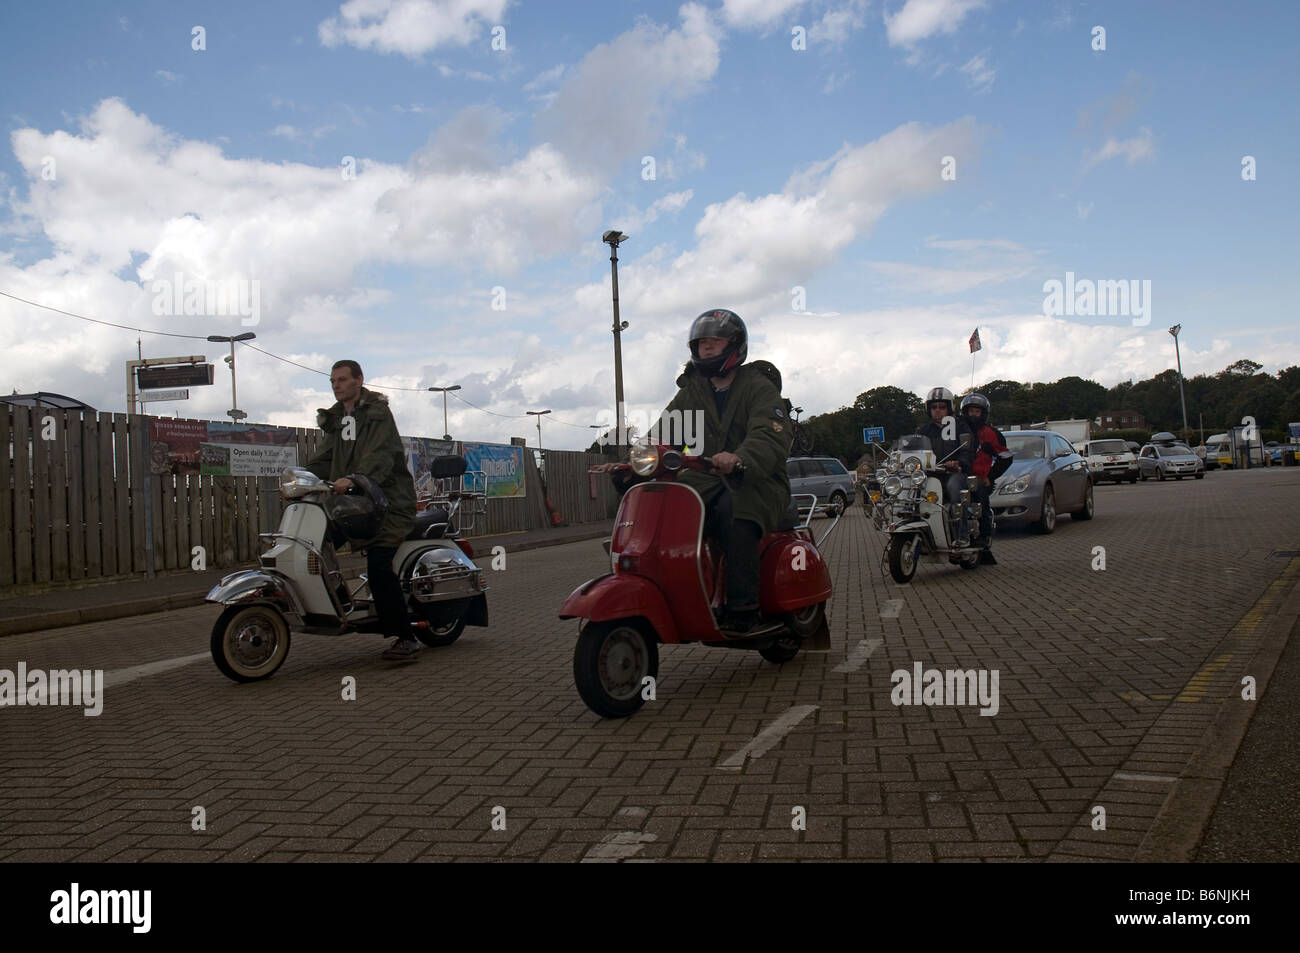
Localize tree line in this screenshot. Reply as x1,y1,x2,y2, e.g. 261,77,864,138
799,360,1300,466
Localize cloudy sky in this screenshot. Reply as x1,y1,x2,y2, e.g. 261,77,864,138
2,0,1297,448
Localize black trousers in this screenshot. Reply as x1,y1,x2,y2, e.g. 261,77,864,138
704,490,762,612
943,472,972,539
366,545,409,640
974,483,994,546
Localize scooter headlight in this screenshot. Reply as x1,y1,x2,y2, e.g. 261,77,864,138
280,466,327,499
886,460,900,474
629,444,660,476
902,457,921,475
883,475,902,496
910,471,927,487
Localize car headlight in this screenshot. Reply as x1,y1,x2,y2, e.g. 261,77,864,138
997,474,1031,495
629,444,660,476
883,475,902,496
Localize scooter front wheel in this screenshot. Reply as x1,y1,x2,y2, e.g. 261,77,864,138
887,534,920,584
574,620,658,719
211,605,291,683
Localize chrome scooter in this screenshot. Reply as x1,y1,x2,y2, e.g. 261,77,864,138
207,455,489,682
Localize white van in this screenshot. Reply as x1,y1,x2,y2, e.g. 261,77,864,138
1080,438,1138,484
1206,432,1268,468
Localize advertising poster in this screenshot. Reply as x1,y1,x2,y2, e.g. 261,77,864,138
203,422,298,476
403,437,459,499
148,419,208,475
461,442,526,498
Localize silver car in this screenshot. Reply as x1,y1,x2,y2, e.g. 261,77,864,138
990,430,1095,533
1137,443,1204,481
786,456,854,516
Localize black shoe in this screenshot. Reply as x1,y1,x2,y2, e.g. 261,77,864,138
381,637,421,661
978,549,997,565
718,609,783,639
954,536,970,549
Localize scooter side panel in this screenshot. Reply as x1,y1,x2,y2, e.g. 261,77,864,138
759,534,832,613
557,573,679,643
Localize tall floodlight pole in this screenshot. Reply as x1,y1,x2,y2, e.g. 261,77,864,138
603,230,629,455
207,332,256,422
527,409,551,450
427,385,461,440
1168,324,1189,442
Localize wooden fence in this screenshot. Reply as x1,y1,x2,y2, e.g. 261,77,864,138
1,407,617,590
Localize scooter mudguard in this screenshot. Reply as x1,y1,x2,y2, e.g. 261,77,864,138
892,520,936,552
759,535,832,613
205,569,304,620
559,573,678,644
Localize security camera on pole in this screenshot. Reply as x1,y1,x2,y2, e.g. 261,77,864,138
1168,324,1189,443
207,332,256,422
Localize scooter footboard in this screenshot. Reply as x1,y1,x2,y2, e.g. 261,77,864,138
559,574,679,644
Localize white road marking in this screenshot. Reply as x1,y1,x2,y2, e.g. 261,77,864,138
103,652,210,689
1113,771,1178,783
833,638,883,674
616,806,648,819
580,831,657,862
1136,637,1166,642
718,704,819,770
880,599,904,618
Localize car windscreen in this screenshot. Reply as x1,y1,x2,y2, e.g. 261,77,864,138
1156,446,1194,458
1088,440,1128,454
1004,435,1045,459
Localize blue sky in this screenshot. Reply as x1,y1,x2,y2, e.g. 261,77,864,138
2,0,1297,448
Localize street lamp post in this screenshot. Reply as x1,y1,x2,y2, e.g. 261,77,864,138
526,409,552,450
603,230,629,455
427,385,462,441
207,332,256,422
1168,324,1189,442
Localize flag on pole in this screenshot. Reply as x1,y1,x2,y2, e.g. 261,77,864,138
969,328,982,353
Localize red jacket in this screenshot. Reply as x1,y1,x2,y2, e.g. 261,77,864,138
970,423,1013,482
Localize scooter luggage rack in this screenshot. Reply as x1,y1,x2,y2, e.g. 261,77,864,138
417,461,488,537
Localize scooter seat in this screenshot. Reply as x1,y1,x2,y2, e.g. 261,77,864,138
407,506,450,540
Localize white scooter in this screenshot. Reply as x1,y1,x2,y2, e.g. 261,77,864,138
207,455,489,682
865,435,985,583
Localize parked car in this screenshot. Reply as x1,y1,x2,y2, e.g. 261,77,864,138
786,456,854,516
990,430,1094,534
1080,438,1139,484
1137,443,1204,480
1267,442,1300,465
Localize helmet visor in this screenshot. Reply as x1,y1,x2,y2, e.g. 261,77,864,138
689,311,739,344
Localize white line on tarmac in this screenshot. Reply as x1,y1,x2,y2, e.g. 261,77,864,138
580,831,657,862
717,704,819,771
103,652,210,689
833,638,883,674
880,599,904,618
1136,637,1166,642
1113,771,1178,783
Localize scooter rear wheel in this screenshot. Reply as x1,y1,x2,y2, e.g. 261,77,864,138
211,605,291,683
574,620,659,719
416,614,466,647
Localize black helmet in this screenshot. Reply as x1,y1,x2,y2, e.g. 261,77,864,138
688,309,747,378
960,392,991,421
323,473,388,541
925,386,955,415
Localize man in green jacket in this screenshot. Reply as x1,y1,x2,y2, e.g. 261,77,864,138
307,360,419,661
653,309,794,636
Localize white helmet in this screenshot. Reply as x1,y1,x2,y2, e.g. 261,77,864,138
925,386,955,414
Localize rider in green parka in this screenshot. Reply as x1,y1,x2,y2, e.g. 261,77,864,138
653,309,794,636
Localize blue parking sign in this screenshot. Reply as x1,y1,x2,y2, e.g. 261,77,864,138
864,427,885,444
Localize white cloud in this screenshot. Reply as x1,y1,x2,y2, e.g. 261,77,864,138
154,70,178,84
574,117,986,320
1076,201,1093,220
1084,126,1155,172
270,124,302,140
959,54,994,92
867,260,1031,294
822,71,852,94
537,3,722,175
318,0,510,58
884,0,986,47
721,0,808,28
809,1,871,47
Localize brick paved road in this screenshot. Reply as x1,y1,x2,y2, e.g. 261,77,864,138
2,469,1298,862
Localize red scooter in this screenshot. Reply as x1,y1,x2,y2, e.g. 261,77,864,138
560,444,836,718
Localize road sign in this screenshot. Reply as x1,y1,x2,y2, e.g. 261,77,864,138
227,409,248,420
864,427,885,444
136,364,215,390
138,389,190,402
